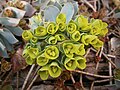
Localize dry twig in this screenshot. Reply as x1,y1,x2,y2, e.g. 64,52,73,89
22,64,35,90
72,70,113,78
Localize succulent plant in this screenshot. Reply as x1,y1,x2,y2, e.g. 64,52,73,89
22,1,108,80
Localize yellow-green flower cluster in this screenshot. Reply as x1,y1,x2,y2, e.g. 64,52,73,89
22,13,108,80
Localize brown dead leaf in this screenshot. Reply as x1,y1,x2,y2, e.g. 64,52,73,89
11,46,27,73
1,59,11,72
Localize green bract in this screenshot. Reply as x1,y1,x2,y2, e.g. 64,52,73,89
58,22,66,32
75,57,86,69
81,34,92,45
48,62,62,78
76,15,90,32
26,56,35,65
55,34,66,41
22,30,33,41
56,13,66,23
44,46,59,59
38,65,49,80
74,44,85,56
71,30,81,41
48,36,57,45
34,26,47,37
67,21,77,34
47,22,59,35
63,43,75,58
64,58,77,70
37,54,49,66
22,11,108,80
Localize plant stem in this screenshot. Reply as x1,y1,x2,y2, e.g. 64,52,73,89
22,64,35,90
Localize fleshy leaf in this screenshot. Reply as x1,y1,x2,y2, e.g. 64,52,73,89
74,44,85,56
0,42,9,58
37,53,49,66
60,2,74,23
71,30,80,41
22,30,33,41
49,62,62,78
34,26,47,37
0,17,20,26
21,1,36,17
45,46,59,59
38,64,49,80
72,1,79,16
0,35,14,51
5,26,23,36
3,7,26,19
0,28,18,44
75,56,86,69
44,5,60,22
47,22,59,35
64,58,76,70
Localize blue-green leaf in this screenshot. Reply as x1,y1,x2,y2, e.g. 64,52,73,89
21,1,36,17
54,1,62,10
44,5,60,22
0,17,20,26
5,26,23,36
0,28,18,44
5,7,26,19
0,34,14,51
60,2,74,23
0,42,9,58
72,1,78,16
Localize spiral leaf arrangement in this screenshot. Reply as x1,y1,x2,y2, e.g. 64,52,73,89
22,13,108,80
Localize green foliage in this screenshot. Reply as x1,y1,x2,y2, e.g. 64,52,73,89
22,1,108,80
